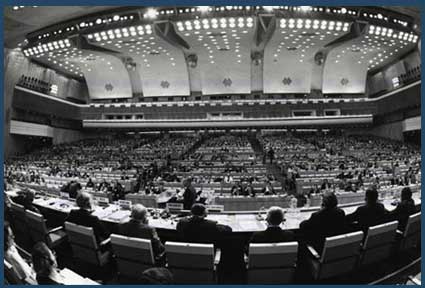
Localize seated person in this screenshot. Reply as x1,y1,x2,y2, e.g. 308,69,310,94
85,178,95,189
250,207,295,243
118,204,165,261
68,180,82,199
389,187,418,231
262,181,275,195
11,188,41,214
299,191,347,254
31,242,64,284
345,187,388,232
111,180,125,201
176,204,232,245
65,192,110,245
4,222,37,284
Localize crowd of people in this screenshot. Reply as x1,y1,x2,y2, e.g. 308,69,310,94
259,132,421,195
3,131,421,284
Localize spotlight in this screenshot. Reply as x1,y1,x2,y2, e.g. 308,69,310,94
197,6,209,13
145,8,157,19
300,6,312,12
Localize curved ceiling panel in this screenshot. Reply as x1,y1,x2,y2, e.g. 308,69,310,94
26,39,132,99
323,25,418,94
70,50,133,99
264,18,351,94
86,24,190,97
176,17,255,95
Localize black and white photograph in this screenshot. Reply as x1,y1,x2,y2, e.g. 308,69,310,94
3,5,422,285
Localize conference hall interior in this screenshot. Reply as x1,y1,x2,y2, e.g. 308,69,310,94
3,5,422,285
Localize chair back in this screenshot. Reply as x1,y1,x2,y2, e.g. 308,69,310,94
315,231,363,279
64,222,100,265
25,210,49,244
110,234,155,278
361,221,398,265
9,202,28,237
247,242,298,284
165,241,215,284
402,212,421,250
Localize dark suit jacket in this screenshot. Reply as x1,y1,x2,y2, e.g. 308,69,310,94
66,209,110,244
299,207,346,254
390,199,417,231
250,226,295,243
118,219,164,258
345,202,389,232
176,216,232,245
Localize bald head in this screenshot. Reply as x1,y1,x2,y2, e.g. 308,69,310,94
266,206,285,226
131,204,148,222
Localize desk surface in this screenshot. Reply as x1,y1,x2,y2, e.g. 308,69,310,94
7,187,421,233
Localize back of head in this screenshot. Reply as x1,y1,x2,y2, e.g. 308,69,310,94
365,187,378,205
322,191,338,209
24,189,35,203
76,192,92,210
401,187,413,201
32,242,55,276
266,206,284,226
139,267,174,284
131,204,147,222
191,203,206,218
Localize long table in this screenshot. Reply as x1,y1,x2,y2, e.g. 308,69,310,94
6,188,421,233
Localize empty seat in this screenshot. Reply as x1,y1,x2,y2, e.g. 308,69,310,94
110,234,155,279
398,212,421,251
306,231,363,280
64,222,110,267
247,242,298,284
360,221,398,266
25,210,66,248
165,241,220,284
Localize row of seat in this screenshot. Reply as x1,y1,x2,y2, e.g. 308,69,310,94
8,200,420,284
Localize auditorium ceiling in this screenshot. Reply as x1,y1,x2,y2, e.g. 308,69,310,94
4,6,421,98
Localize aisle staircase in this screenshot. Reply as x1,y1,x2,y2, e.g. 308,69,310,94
248,136,286,185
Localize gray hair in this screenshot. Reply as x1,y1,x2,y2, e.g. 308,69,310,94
130,204,148,221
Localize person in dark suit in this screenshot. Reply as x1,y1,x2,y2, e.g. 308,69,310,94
176,204,232,245
12,189,41,214
68,181,82,199
250,206,295,243
299,191,347,254
65,192,110,244
345,187,389,232
182,178,197,210
118,204,165,261
390,187,417,231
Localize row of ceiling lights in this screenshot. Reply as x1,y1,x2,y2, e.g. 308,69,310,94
368,25,418,42
177,17,254,31
87,25,153,42
280,19,350,31
25,6,411,44
23,39,71,56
